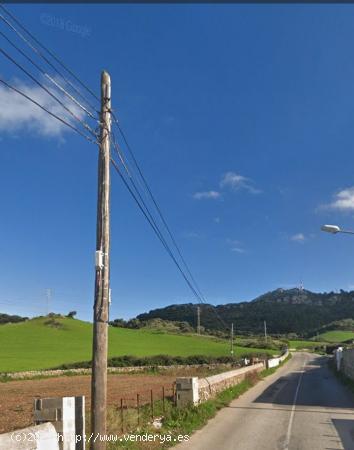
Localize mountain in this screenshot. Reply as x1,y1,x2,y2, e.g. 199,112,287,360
136,288,354,336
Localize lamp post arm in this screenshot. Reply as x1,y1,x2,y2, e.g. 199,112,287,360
339,230,354,235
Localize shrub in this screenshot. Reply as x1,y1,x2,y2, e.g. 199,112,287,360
51,354,260,370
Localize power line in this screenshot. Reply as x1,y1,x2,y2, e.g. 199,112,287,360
110,133,210,308
0,8,98,115
0,26,211,325
0,28,98,121
0,77,98,144
110,119,229,331
111,113,207,302
0,5,228,332
0,46,98,138
0,5,100,107
110,155,229,331
110,132,176,254
110,157,204,303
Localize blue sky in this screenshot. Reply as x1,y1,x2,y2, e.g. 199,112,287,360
2,4,354,320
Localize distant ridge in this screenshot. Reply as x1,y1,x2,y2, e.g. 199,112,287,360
137,288,354,335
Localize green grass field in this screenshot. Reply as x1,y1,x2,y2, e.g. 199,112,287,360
288,340,323,350
314,330,354,343
0,317,272,372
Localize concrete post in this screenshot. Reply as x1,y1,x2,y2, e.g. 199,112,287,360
34,396,85,450
176,377,199,408
75,397,85,450
335,347,343,371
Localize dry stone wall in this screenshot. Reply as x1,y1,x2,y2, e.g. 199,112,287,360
198,363,265,402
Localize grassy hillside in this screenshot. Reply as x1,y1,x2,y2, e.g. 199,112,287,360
315,330,354,343
0,317,272,372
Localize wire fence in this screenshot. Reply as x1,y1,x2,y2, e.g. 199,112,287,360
108,383,176,434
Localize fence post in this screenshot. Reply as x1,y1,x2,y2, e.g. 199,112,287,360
75,396,85,450
265,355,269,369
173,382,177,406
175,378,199,408
137,394,140,427
150,390,154,420
120,398,124,434
162,386,165,414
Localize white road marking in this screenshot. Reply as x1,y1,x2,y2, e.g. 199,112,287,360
283,356,307,450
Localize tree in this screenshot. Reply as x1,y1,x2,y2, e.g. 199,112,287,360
109,318,127,328
67,311,77,319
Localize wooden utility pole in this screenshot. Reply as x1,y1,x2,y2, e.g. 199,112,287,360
91,71,111,450
197,305,201,335
264,320,267,342
230,323,234,356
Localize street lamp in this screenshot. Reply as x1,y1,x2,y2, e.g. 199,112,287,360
321,224,354,235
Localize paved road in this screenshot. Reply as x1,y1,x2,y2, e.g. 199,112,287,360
177,352,354,450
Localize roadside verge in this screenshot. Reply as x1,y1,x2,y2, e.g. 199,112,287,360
111,354,292,449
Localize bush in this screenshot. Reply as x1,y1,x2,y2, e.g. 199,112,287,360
44,318,63,329
0,313,27,325
51,353,267,370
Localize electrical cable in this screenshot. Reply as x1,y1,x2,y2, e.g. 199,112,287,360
0,28,98,121
111,113,207,302
110,157,204,303
0,4,229,331
0,7,99,112
110,155,229,331
110,119,229,330
0,46,98,138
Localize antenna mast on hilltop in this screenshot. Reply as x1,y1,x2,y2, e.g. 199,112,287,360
230,323,234,356
197,305,201,335
45,288,52,315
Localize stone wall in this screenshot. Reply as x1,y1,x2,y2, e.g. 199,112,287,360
1,363,242,381
267,349,289,369
198,363,265,402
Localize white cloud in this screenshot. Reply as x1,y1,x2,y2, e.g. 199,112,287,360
0,77,86,138
227,239,246,254
322,187,354,211
193,190,221,200
231,246,245,253
220,172,261,194
290,233,306,243
193,172,260,202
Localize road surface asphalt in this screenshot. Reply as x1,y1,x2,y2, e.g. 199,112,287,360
176,352,354,450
